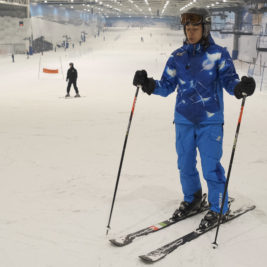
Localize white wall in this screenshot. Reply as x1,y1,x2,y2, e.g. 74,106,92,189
238,35,258,62
0,15,100,55
31,17,98,45
0,16,30,53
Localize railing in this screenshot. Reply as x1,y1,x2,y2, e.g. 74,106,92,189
211,23,254,35
0,0,30,17
0,0,29,6
257,35,267,51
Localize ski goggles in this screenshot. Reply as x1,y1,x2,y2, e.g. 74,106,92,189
181,13,204,25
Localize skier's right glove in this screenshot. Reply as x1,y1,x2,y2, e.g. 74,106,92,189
133,70,156,95
234,76,256,99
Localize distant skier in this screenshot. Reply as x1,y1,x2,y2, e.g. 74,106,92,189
133,8,255,229
11,53,14,63
66,63,80,97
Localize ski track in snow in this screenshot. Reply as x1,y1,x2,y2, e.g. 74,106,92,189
0,26,267,267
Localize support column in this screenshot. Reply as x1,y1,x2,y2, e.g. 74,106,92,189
26,0,30,18
232,10,243,60
232,34,240,60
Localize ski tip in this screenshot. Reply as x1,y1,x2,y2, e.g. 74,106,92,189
139,255,154,263
139,253,166,263
109,239,122,247
109,238,131,247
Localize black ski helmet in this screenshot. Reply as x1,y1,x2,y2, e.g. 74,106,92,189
181,7,211,39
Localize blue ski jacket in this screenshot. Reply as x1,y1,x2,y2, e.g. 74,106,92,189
153,36,240,124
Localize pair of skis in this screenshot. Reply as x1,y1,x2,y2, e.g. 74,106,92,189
109,195,255,263
109,193,210,247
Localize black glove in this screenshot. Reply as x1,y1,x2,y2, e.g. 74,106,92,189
133,70,156,95
234,76,256,99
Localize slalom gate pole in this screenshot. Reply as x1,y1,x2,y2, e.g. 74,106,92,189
212,94,247,248
106,86,140,235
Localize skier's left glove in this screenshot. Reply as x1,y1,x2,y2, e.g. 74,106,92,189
133,70,156,95
234,76,256,99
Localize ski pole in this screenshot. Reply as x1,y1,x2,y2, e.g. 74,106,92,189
106,86,140,235
212,93,247,248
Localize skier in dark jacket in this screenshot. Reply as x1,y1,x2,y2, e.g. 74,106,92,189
133,7,255,229
66,63,80,97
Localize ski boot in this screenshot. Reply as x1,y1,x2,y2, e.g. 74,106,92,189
65,94,70,98
199,209,230,230
74,93,80,97
172,189,204,220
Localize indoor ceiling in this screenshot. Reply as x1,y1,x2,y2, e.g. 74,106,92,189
29,0,247,17
3,0,267,18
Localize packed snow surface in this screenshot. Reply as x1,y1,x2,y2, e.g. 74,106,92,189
0,26,267,267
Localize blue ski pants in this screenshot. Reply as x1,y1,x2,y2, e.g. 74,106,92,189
175,123,228,214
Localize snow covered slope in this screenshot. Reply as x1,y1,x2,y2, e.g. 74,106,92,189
0,26,266,267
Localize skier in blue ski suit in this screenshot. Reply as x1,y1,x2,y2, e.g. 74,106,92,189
133,8,255,229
